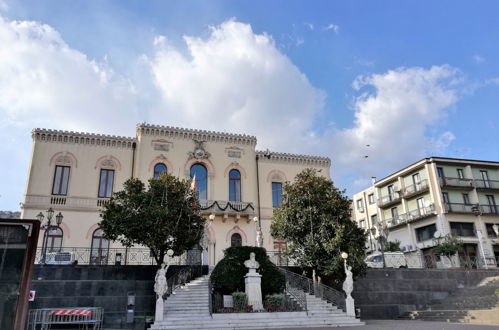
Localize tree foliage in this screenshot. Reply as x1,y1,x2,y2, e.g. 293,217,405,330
270,169,367,281
383,239,402,252
432,234,463,257
99,173,205,265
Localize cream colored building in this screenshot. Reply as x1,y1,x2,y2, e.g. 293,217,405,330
20,124,330,266
352,157,499,267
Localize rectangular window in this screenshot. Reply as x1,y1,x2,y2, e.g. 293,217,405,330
457,169,464,179
390,207,398,219
368,194,375,204
437,167,444,178
462,193,470,205
387,185,394,199
442,192,450,203
272,182,282,208
416,197,425,210
371,214,378,225
416,224,437,242
450,222,476,237
481,170,490,188
485,223,499,238
412,173,421,185
98,169,114,198
356,199,364,210
359,219,365,228
52,166,70,195
486,195,497,214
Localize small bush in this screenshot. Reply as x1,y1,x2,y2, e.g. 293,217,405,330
232,292,247,309
264,293,284,308
210,246,285,296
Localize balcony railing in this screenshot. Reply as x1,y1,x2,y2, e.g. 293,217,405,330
199,200,254,215
444,202,475,213
474,179,499,190
439,177,474,189
402,179,429,198
23,194,110,210
377,192,402,208
385,204,436,228
481,204,499,215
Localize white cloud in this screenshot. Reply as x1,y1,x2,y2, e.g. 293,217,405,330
330,65,460,188
473,54,485,64
324,23,340,33
0,16,138,134
148,19,324,152
304,22,314,31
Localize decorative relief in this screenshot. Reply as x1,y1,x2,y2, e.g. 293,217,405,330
55,155,71,165
95,155,121,170
188,140,211,160
226,146,244,158
152,139,172,152
101,159,115,168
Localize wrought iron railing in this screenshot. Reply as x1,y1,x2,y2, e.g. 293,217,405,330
440,177,474,188
377,192,402,208
481,204,499,215
444,202,475,213
166,265,203,297
267,250,298,266
402,179,429,197
474,179,499,190
34,247,202,266
386,204,436,228
279,269,309,313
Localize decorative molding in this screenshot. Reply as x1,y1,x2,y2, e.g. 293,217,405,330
151,139,173,152
225,146,244,158
187,140,211,160
257,150,331,167
224,162,247,179
33,128,135,149
183,157,215,178
49,151,78,168
85,224,101,240
225,225,248,243
94,155,122,171
148,154,174,174
137,123,257,146
266,169,287,183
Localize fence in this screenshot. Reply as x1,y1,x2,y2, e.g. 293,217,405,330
267,250,298,266
35,247,203,266
26,307,104,330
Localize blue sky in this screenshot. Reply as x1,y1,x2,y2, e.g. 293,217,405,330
1,1,498,210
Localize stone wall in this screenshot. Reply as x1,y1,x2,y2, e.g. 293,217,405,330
353,268,499,319
29,265,208,329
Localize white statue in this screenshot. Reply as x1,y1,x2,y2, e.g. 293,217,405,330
244,252,260,271
154,263,169,322
154,263,169,298
342,265,353,297
244,252,263,311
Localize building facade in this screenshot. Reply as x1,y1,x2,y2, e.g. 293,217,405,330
352,157,499,267
20,124,330,266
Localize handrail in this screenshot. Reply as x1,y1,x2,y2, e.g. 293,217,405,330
279,268,346,312
166,265,203,296
208,276,213,317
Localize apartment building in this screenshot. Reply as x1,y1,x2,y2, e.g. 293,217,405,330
352,157,499,266
20,123,331,265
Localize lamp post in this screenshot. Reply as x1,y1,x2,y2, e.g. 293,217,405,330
37,208,63,265
370,224,388,268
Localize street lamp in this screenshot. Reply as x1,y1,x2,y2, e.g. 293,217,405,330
341,252,349,270
253,216,263,247
37,208,64,265
370,224,388,268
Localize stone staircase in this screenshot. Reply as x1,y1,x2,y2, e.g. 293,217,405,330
150,275,363,329
399,276,499,325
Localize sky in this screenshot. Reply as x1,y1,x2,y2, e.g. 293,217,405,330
1,1,498,210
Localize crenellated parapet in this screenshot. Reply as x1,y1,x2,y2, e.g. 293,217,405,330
137,123,257,146
256,150,331,167
32,128,136,149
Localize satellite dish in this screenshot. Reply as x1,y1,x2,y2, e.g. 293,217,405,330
433,230,441,239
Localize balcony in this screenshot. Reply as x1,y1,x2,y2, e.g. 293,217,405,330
439,177,474,190
474,179,499,191
199,200,255,219
22,194,110,211
444,202,475,214
402,179,430,198
385,204,436,228
377,192,402,208
480,204,499,215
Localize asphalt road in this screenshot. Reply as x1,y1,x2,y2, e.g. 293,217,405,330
284,320,499,330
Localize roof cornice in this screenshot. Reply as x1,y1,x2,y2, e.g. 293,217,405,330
257,150,331,167
32,128,136,149
137,123,257,146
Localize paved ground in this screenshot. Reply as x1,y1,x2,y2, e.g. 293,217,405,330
285,320,499,329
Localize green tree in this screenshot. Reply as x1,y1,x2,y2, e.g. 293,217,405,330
432,234,463,257
270,169,367,283
99,173,205,265
383,239,402,252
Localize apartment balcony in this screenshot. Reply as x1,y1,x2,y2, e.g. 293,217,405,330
22,194,110,211
402,179,430,199
439,177,474,190
377,192,402,208
480,204,499,216
444,202,475,214
385,204,436,229
474,179,499,191
199,200,255,220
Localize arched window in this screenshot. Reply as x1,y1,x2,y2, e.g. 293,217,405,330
190,164,208,200
90,229,109,265
46,227,63,252
153,163,167,178
231,233,242,247
229,169,241,202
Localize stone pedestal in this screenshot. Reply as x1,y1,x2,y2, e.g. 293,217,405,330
245,271,263,311
345,296,355,317
155,297,164,322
